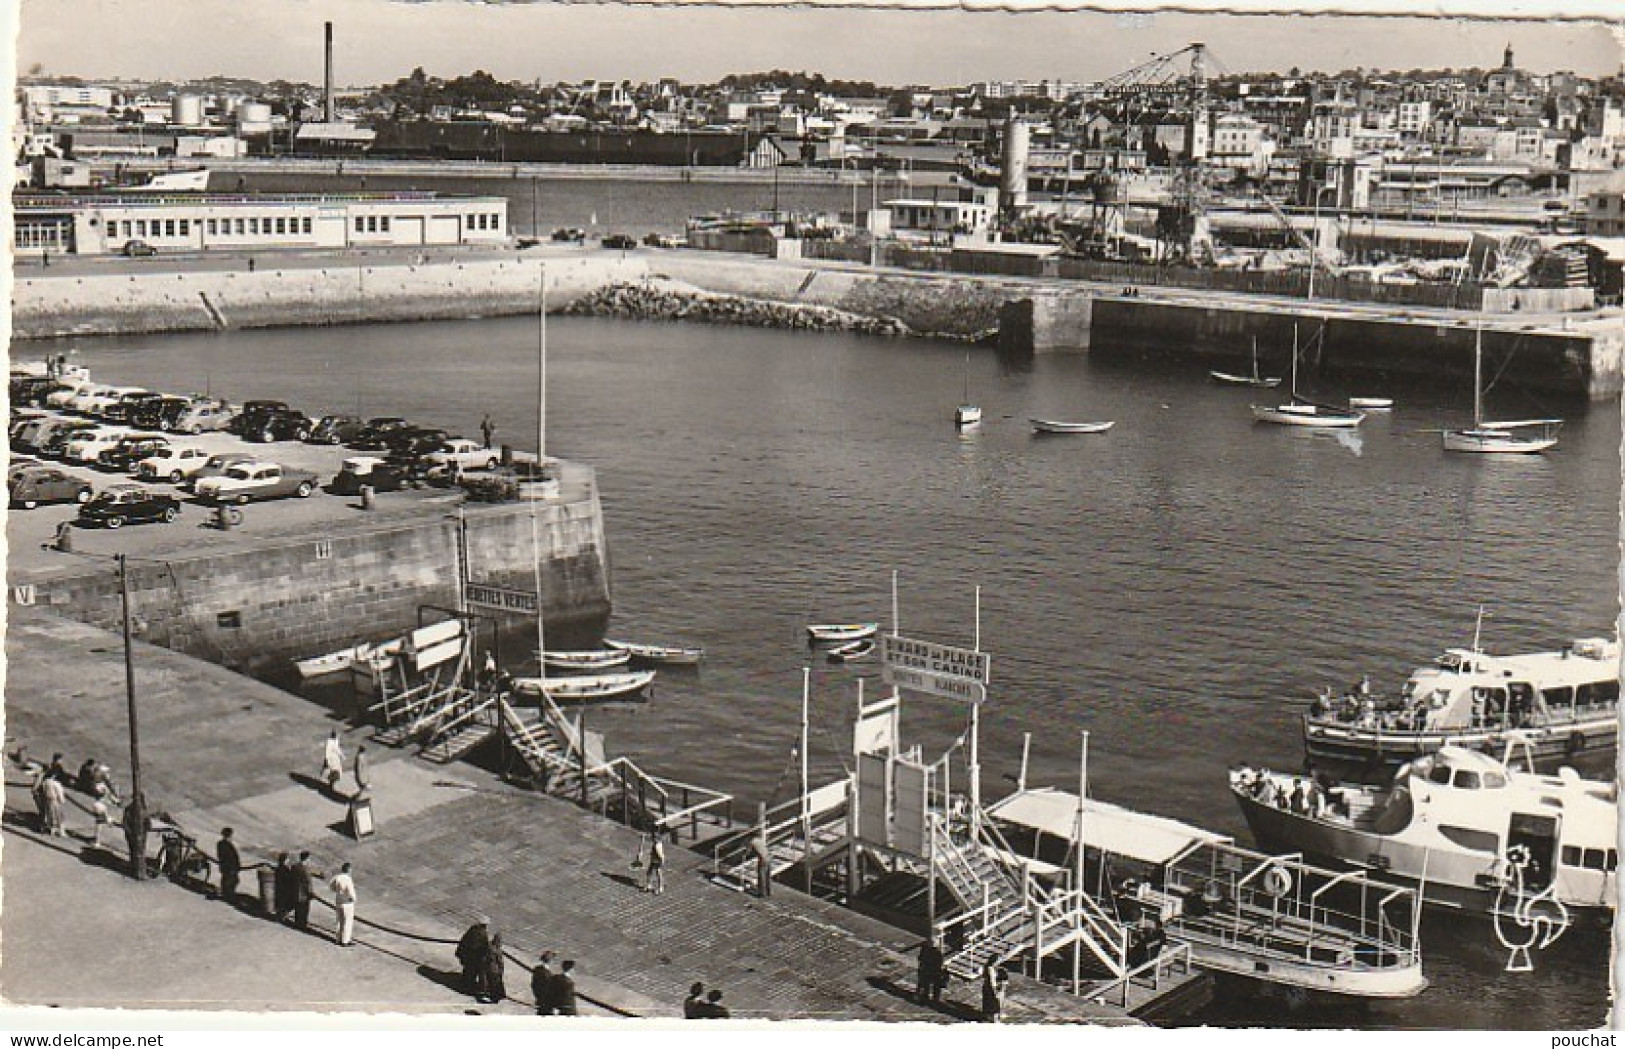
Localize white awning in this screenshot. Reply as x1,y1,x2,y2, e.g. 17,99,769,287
986,787,1229,866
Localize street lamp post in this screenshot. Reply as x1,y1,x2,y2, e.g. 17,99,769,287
117,554,147,880
1307,182,1337,302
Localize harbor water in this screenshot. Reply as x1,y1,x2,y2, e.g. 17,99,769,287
46,315,1617,1028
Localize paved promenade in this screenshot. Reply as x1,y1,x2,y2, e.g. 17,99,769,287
3,606,1136,1024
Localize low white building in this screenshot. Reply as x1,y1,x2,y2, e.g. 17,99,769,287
13,192,511,258
882,198,993,236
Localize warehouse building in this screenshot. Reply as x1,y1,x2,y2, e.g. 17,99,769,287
13,191,509,257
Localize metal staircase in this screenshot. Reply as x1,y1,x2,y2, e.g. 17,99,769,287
497,696,615,807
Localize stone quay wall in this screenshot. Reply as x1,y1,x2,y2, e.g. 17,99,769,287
17,496,610,677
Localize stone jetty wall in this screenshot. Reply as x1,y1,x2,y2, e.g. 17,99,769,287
19,496,610,677
11,254,650,339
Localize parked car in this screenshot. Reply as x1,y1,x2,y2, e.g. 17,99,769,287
43,378,98,410
9,410,48,440
643,232,684,248
80,386,148,419
10,376,61,406
423,439,500,473
13,416,65,452
39,421,102,458
122,240,158,258
77,484,181,528
230,400,290,437
62,428,131,464
9,466,93,509
195,462,320,504
128,395,192,430
551,227,586,243
7,456,43,482
135,445,214,483
185,452,257,491
330,455,411,495
349,417,415,451
97,435,171,473
244,407,314,443
602,233,637,250
308,414,367,446
170,399,237,435
102,390,165,423
59,384,118,414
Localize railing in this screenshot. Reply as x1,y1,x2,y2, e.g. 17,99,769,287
1032,881,1129,977
708,782,849,876
1090,942,1193,1010
420,693,497,749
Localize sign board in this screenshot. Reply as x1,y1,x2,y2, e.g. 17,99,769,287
349,797,375,840
880,634,989,702
853,696,900,756
857,752,891,848
884,636,981,701
893,759,928,856
464,583,539,616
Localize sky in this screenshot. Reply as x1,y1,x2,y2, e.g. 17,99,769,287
15,0,1624,87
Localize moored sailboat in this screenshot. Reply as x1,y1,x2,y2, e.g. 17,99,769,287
1442,322,1560,454
1211,337,1282,388
1252,326,1365,428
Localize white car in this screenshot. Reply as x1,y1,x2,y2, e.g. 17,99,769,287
62,428,129,463
60,384,118,413
423,439,500,472
81,386,148,418
135,445,214,483
41,377,95,408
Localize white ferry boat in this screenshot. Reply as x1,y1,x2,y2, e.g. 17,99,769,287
1303,636,1618,774
1231,745,1616,928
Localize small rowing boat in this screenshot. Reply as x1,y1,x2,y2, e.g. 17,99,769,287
807,622,879,643
513,670,656,703
827,638,875,662
1348,397,1394,410
297,638,400,679
604,639,705,665
541,648,632,672
1030,419,1114,435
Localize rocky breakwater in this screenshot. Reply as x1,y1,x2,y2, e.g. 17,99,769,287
563,278,913,337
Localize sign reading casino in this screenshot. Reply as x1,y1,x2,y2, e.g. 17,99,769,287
880,634,990,702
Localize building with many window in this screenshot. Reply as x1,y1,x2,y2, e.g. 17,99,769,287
13,192,509,257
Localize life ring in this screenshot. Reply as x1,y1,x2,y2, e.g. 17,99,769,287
1265,865,1293,898
1566,731,1586,759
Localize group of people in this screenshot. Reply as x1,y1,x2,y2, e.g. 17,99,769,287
681,982,731,1019
1309,677,1449,734
27,752,121,845
1236,766,1344,821
268,850,357,945
320,731,371,800
914,937,1008,1021
456,918,580,1013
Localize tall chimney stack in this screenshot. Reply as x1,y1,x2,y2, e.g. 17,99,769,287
323,21,335,123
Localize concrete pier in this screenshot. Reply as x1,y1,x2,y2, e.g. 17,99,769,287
3,606,1143,1023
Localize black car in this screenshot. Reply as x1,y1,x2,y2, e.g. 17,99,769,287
128,395,192,430
77,485,181,529
122,240,158,258
10,376,59,407
245,407,314,443
39,423,99,458
103,390,166,423
551,227,586,243
308,414,367,445
602,233,637,250
98,435,170,473
349,417,415,451
232,399,291,437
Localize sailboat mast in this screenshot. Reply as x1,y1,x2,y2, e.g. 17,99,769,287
532,265,547,679
1473,322,1484,428
1290,324,1300,400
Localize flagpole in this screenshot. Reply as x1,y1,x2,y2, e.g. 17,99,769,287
801,666,812,894
970,585,982,837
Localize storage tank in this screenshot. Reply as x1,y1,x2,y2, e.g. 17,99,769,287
237,101,273,135
173,94,204,127
999,115,1030,218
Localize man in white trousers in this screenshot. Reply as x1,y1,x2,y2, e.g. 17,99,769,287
330,861,358,946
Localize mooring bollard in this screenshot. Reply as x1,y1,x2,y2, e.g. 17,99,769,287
359,484,376,511
215,505,237,530
53,521,73,552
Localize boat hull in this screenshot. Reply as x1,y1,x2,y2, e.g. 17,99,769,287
1211,371,1281,388
807,623,879,643
1252,405,1365,428
514,670,656,703
1348,398,1393,410
1030,419,1114,434
604,640,704,665
1305,710,1618,776
1180,937,1425,1000
541,649,632,672
1442,429,1557,454
954,405,982,427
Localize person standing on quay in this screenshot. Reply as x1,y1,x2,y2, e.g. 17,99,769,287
274,852,296,923
292,850,317,931
321,731,345,794
980,963,1007,1023
480,414,496,450
216,827,242,905
548,960,578,1016
699,988,729,1019
41,773,67,837
642,830,666,894
682,982,706,1019
484,932,507,1004
456,917,492,1000
121,791,149,879
329,862,357,946
531,951,556,1015
915,936,945,1005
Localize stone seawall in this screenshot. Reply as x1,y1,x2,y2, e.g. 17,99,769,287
18,496,610,676
11,254,650,339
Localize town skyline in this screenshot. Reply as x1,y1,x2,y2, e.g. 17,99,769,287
18,0,1624,88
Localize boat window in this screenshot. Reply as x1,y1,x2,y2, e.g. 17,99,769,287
1437,825,1498,852
1575,681,1620,707
1428,765,1453,785
1480,771,1507,789
1562,845,1582,868
1452,770,1482,789
1609,850,1618,872
1582,848,1609,871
